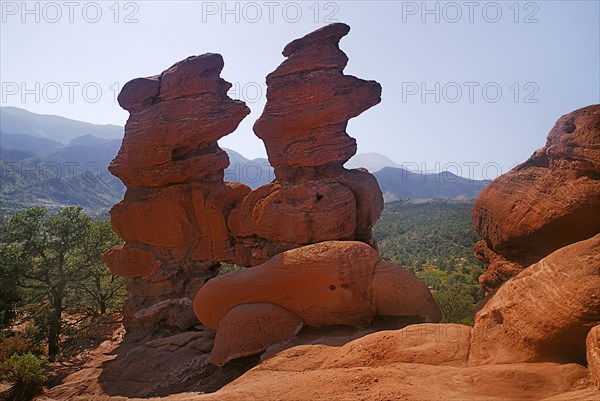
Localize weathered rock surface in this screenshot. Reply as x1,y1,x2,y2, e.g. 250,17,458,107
193,324,596,401
371,261,443,321
470,234,600,365
319,324,472,368
43,323,258,400
210,303,303,367
588,325,600,389
106,25,389,339
194,241,441,363
234,182,357,244
246,22,384,247
195,242,380,329
254,23,381,179
111,54,249,189
472,104,600,291
39,323,600,401
102,243,161,279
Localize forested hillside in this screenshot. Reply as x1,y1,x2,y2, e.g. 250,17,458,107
374,199,484,324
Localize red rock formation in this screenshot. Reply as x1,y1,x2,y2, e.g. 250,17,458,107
245,22,384,247
588,325,600,389
253,23,381,181
234,182,357,244
371,261,442,321
210,303,303,366
102,243,160,279
194,325,595,401
472,105,600,291
106,24,439,367
195,242,382,329
188,24,441,365
111,54,249,189
194,241,441,364
105,54,252,336
105,24,394,339
469,234,600,365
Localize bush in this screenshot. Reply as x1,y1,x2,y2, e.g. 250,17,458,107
433,285,477,326
218,263,242,275
0,352,47,401
0,324,45,361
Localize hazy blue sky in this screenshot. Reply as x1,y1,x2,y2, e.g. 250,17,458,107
1,1,599,179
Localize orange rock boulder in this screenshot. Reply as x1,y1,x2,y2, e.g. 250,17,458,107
194,241,441,364
253,23,381,180
470,234,600,365
111,54,250,189
588,325,600,389
472,105,600,291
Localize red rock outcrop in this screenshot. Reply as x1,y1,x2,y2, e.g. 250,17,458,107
194,241,441,363
253,23,381,180
105,24,394,340
210,303,303,366
470,234,600,365
588,325,600,389
188,24,442,365
44,322,600,401
105,23,441,370
110,54,248,189
194,325,596,401
472,104,600,291
104,54,254,337
245,22,384,247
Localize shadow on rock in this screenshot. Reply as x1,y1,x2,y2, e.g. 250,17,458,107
97,327,259,398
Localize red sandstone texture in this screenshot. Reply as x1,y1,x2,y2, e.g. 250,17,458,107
194,241,441,364
588,325,600,389
253,23,381,180
43,323,600,401
43,22,600,400
105,54,254,337
470,234,600,365
241,23,384,248
468,104,600,378
104,23,428,364
472,105,600,291
191,23,442,365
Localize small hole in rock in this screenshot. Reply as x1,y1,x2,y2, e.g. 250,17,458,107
329,285,336,291
564,120,576,133
492,310,504,324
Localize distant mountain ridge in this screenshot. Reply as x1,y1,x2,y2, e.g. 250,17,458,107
1,108,489,216
0,132,125,216
0,106,123,143
374,167,490,202
0,132,64,156
345,152,402,172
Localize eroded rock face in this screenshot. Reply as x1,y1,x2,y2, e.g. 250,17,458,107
254,23,381,180
111,54,249,189
187,24,439,365
588,325,600,389
470,234,600,365
105,24,391,339
194,241,441,363
247,22,384,247
105,23,441,369
472,105,600,291
105,54,253,336
210,303,303,367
